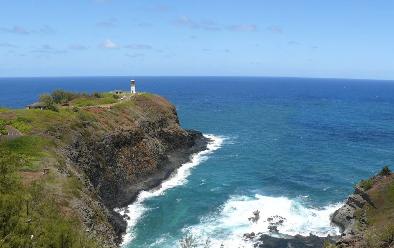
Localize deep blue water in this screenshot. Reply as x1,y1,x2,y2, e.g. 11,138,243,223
1,76,394,247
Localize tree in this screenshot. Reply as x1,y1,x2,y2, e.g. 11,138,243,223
51,90,78,104
39,94,58,112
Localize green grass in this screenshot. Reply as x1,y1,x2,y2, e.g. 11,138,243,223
0,150,102,248
0,136,50,171
10,117,33,133
359,178,374,191
64,176,83,198
70,94,118,107
0,119,7,134
138,92,156,98
0,136,48,157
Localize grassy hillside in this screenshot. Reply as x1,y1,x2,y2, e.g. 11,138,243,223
327,167,394,248
0,91,166,248
362,168,394,247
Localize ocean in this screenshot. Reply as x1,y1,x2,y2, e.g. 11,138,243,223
1,76,394,247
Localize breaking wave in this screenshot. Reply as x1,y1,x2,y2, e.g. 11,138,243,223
181,194,341,248
117,134,225,246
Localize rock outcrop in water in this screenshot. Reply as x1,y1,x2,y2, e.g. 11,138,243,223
244,167,394,248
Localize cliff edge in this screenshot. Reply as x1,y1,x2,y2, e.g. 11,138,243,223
0,92,208,247
330,166,394,248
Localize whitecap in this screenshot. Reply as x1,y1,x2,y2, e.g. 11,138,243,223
180,194,342,248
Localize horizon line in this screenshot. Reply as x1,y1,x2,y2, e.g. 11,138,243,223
0,75,393,82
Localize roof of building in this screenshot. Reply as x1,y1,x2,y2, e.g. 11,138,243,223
27,102,47,108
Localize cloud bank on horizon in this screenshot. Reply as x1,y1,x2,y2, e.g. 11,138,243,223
0,0,393,80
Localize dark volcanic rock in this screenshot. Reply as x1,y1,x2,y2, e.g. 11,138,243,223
64,96,209,245
331,186,373,240
252,234,338,248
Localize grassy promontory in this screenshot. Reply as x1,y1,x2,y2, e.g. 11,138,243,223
329,166,394,248
0,90,207,248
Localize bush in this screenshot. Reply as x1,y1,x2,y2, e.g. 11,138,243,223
10,117,32,133
51,90,79,104
93,92,102,98
39,94,58,112
0,119,8,135
379,166,391,176
359,179,374,191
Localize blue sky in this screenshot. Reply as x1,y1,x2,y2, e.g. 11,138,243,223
0,0,393,79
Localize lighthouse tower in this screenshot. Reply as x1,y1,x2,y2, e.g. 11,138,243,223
130,80,136,94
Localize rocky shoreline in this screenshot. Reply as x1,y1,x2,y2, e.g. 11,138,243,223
244,167,393,248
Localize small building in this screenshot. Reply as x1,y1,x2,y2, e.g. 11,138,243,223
130,80,136,94
26,102,47,110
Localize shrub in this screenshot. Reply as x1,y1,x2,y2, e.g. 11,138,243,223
0,119,8,135
379,166,391,176
359,179,374,191
366,224,394,248
0,150,101,248
39,94,58,112
323,240,337,248
93,92,102,98
51,90,79,104
10,117,32,133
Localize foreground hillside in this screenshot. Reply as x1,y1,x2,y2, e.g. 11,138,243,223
0,92,207,247
330,166,394,248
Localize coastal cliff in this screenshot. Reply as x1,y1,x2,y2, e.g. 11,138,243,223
330,166,394,248
0,92,208,247
242,167,394,248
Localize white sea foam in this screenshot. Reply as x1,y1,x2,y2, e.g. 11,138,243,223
181,195,342,248
116,134,225,246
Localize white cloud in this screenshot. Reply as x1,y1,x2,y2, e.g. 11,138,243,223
101,39,119,49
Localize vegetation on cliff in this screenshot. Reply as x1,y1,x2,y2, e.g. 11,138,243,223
330,166,394,248
0,150,101,248
0,90,205,248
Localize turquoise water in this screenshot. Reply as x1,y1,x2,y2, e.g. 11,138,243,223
1,77,394,247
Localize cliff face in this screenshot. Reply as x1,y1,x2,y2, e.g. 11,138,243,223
64,95,208,243
0,93,208,247
331,167,394,248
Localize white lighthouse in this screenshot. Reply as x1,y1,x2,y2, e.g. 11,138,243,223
130,80,136,94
